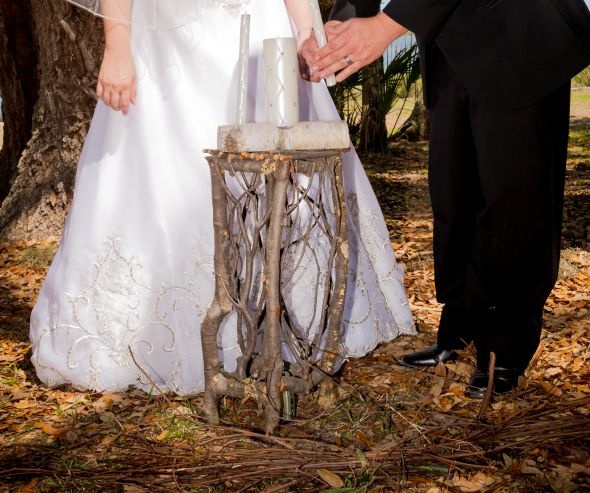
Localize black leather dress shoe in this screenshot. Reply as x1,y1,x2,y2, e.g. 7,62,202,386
465,367,520,399
399,344,460,367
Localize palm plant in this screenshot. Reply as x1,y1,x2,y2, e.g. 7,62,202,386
328,68,363,143
329,41,421,149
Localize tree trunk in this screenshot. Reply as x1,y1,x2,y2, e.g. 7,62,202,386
0,0,38,202
0,0,102,241
355,0,385,153
397,97,430,141
359,58,387,152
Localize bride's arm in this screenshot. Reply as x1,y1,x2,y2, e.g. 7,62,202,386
283,0,313,45
96,0,136,115
283,0,316,79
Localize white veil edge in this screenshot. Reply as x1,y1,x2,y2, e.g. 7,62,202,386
65,0,158,29
66,1,250,30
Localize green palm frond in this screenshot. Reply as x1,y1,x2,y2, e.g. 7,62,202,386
329,41,420,144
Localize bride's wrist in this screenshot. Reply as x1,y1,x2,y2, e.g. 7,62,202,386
297,27,313,42
296,27,313,52
104,23,130,49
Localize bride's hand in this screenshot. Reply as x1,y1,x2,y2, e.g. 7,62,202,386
96,44,137,115
297,29,320,82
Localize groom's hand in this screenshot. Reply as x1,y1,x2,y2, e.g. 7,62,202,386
314,13,407,82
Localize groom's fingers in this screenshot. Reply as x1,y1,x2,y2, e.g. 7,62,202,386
313,46,350,77
313,23,362,76
317,29,351,60
315,54,361,83
315,42,363,81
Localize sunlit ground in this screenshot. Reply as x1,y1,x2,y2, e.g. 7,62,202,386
571,87,590,126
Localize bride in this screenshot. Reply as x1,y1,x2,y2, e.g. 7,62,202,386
30,0,415,395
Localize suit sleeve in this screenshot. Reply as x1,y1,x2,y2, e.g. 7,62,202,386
382,0,462,41
329,0,381,21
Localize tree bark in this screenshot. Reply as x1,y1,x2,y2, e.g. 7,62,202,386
0,0,102,241
0,0,38,202
397,97,430,141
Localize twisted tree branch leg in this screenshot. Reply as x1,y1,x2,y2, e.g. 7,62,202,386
262,163,291,433
201,164,235,424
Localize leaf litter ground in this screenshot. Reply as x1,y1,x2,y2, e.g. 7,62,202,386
0,125,588,492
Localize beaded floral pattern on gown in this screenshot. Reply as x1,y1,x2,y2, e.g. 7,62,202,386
30,0,415,395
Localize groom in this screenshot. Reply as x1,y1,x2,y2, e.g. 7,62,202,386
304,0,590,398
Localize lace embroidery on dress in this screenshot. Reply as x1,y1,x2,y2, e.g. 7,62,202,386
341,191,413,356
277,185,413,362
201,0,252,15
31,234,215,394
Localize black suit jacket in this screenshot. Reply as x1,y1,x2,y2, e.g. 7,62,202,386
331,0,590,111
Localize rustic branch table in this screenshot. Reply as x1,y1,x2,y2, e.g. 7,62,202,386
201,148,350,434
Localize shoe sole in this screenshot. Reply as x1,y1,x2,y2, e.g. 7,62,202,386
398,352,459,368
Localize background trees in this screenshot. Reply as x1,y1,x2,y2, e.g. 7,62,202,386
0,0,102,241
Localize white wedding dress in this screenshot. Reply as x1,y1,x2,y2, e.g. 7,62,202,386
30,0,415,395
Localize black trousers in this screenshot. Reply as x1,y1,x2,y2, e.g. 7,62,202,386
427,47,571,373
